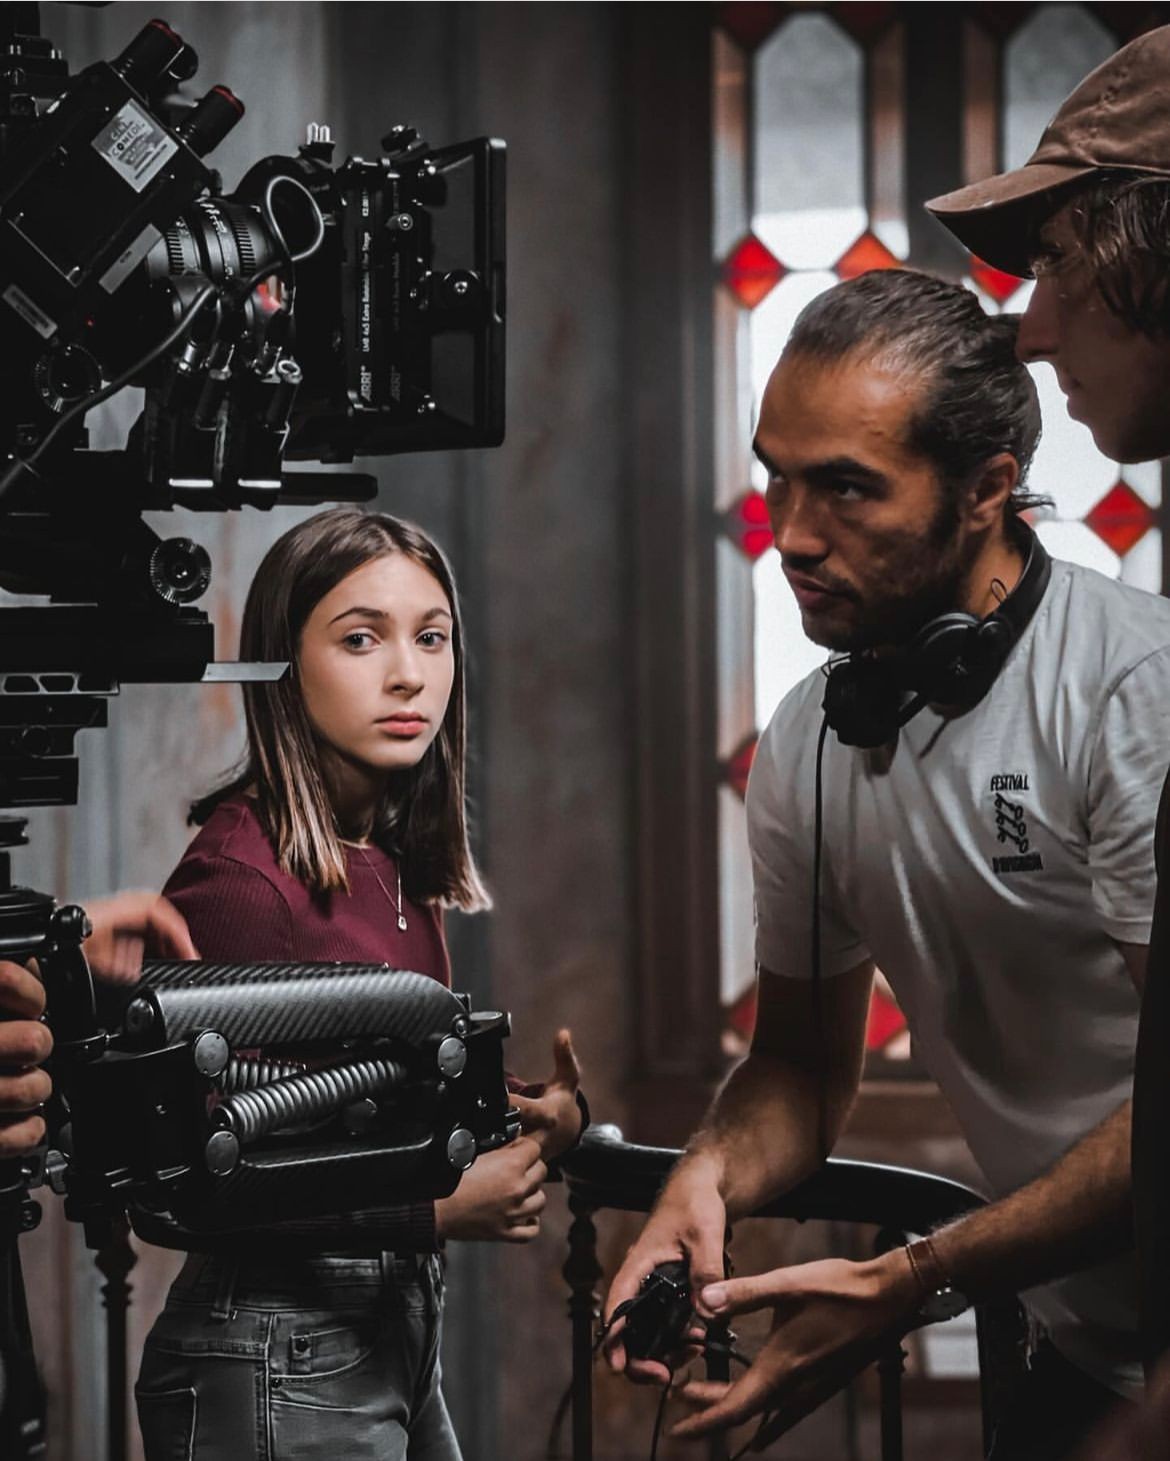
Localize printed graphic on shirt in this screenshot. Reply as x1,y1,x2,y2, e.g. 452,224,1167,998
989,773,1044,874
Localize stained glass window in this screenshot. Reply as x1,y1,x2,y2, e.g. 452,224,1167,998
712,4,1168,1051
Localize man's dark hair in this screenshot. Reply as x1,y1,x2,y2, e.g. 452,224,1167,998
785,268,1047,517
1059,171,1170,336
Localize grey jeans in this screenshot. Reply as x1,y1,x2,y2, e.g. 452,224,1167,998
135,1252,462,1461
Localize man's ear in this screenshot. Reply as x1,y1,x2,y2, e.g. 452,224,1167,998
965,452,1020,530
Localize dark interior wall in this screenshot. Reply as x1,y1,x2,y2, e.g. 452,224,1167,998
15,4,638,1458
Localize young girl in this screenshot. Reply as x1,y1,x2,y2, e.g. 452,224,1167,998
134,507,583,1461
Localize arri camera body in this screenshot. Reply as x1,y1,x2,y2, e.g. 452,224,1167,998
0,10,509,1457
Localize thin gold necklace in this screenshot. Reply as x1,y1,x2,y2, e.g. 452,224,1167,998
357,845,408,932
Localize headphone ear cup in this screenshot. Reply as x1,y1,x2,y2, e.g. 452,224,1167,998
823,658,904,749
908,611,981,706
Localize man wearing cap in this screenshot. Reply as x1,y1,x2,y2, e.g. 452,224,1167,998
927,25,1170,467
927,23,1170,1384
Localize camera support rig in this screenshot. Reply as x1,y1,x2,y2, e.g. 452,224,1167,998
0,8,508,1457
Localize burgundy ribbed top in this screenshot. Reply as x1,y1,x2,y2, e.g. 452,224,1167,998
163,794,451,981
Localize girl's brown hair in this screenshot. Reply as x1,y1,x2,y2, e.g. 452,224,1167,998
192,507,490,910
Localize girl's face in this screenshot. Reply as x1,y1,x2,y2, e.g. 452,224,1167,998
297,552,455,780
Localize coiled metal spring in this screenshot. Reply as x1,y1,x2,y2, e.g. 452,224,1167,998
218,1056,307,1094
214,1057,409,1144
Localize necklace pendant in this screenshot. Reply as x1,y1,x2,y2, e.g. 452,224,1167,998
397,913,408,932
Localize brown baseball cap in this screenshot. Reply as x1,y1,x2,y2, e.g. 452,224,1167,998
927,24,1170,278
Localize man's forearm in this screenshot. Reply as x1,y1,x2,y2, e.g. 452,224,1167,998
926,1101,1132,1301
680,1049,856,1219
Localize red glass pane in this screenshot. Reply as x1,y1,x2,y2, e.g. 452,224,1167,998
835,231,900,280
716,1,788,49
723,734,758,801
970,256,1026,305
727,973,907,1050
830,2,897,41
970,3,1037,38
740,491,770,526
725,984,757,1041
865,987,907,1051
722,234,785,308
1084,481,1156,556
726,491,774,559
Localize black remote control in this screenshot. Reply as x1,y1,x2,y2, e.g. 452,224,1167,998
620,1260,695,1364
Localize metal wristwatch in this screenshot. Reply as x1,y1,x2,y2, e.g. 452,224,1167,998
905,1235,970,1323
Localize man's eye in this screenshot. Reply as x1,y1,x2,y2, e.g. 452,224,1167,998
828,481,866,502
1030,247,1066,278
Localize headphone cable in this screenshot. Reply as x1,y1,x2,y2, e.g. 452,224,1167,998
812,712,830,1167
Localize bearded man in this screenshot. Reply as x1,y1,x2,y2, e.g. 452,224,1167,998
604,267,1170,1459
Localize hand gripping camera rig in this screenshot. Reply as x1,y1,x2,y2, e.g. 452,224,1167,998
0,8,510,1455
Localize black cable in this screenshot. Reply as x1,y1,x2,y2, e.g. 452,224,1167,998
730,1407,781,1460
544,1382,571,1461
545,1321,748,1461
811,711,831,1166
0,281,219,504
543,1320,619,1459
230,174,326,315
649,1366,675,1461
261,174,325,267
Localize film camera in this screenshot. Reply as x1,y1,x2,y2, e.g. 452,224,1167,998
0,10,509,1455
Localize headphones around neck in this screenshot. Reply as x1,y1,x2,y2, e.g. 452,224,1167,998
821,526,1052,750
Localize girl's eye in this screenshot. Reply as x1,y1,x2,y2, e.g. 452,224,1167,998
343,630,377,650
418,630,449,649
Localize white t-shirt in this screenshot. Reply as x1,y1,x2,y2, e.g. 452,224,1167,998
748,557,1170,1397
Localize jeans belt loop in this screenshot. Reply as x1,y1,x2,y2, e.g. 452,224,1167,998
210,1258,240,1322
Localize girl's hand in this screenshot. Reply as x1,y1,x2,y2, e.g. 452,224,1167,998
83,891,198,983
512,1029,583,1160
434,1136,548,1243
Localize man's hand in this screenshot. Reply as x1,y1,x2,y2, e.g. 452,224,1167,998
603,1156,729,1384
82,890,197,982
434,1136,548,1243
669,1251,921,1440
0,961,52,1157
511,1029,583,1160
0,891,195,1158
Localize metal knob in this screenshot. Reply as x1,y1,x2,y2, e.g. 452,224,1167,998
436,1036,466,1079
125,997,155,1037
192,1031,229,1078
446,1127,477,1171
204,1130,240,1176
